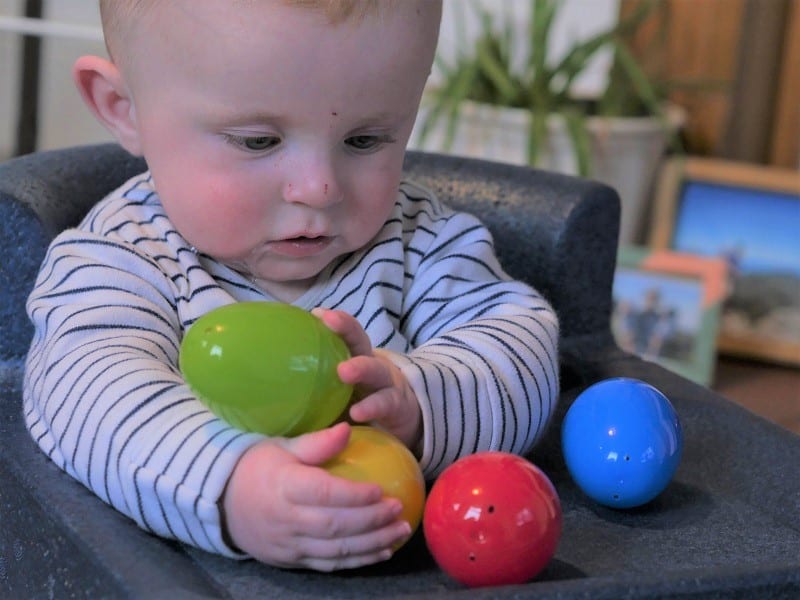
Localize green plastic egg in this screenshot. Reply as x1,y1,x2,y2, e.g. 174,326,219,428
179,302,353,436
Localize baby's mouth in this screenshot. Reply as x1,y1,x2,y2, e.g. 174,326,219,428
268,235,333,257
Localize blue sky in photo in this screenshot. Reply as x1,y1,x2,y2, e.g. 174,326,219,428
672,182,800,277
613,268,703,333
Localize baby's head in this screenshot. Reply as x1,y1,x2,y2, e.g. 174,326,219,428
76,0,441,301
98,1,401,67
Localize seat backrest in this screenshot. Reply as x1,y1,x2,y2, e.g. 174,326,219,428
0,144,620,364
1,144,146,363
403,152,620,343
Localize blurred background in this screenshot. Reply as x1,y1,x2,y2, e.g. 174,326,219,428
1,0,797,433
2,0,797,166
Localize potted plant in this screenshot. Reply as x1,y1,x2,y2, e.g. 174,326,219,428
409,0,685,244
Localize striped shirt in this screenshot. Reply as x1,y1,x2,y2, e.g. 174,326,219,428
23,172,559,558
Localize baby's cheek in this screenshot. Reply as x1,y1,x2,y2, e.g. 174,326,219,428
167,177,267,257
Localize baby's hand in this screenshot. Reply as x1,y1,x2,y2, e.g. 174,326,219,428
312,308,421,449
222,422,411,571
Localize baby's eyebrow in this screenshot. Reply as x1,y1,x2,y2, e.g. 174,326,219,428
212,107,412,130
349,108,418,128
214,111,284,127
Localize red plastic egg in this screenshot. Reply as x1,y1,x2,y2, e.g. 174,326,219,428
423,452,562,587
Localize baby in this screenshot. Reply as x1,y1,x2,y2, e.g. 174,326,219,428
24,0,559,572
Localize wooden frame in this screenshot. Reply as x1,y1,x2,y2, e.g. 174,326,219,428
651,157,800,366
621,0,799,168
613,246,727,385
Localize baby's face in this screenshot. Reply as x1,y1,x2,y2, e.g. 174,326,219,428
119,1,440,301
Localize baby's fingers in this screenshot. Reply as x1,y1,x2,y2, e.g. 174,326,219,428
312,308,373,357
299,518,413,571
301,549,393,572
302,496,405,539
286,465,383,508
337,354,392,389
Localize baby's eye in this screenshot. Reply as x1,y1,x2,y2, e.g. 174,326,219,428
244,136,279,151
225,134,281,153
345,134,395,152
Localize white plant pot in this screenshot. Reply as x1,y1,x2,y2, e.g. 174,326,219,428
409,99,686,245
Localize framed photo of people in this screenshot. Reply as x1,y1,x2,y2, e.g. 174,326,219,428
651,158,800,366
613,246,728,385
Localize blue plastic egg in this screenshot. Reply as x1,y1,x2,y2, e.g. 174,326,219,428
562,377,683,508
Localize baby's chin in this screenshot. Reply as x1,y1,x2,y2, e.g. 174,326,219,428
224,259,331,302
250,275,322,303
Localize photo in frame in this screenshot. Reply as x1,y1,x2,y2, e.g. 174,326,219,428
612,246,728,385
651,157,800,366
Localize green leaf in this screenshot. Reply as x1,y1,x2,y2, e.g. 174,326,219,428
418,0,687,167
527,105,549,167
562,109,592,176
475,34,518,104
612,40,662,115
442,61,481,150
528,0,557,100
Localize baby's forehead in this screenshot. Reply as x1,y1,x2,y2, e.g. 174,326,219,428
102,0,388,54
102,0,399,30
105,1,440,99
101,0,437,66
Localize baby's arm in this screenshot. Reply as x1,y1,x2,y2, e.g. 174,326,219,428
396,201,560,478
24,231,412,567
315,196,558,478
23,232,261,557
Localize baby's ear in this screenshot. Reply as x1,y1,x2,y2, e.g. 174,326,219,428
73,55,142,155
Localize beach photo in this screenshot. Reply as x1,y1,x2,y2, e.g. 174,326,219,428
651,158,800,365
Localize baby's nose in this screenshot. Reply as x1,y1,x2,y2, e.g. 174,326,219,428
282,163,343,208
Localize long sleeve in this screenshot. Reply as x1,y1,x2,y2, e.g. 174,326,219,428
307,181,559,479
23,189,264,558
23,173,558,557
389,183,559,477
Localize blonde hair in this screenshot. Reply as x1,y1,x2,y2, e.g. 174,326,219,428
282,1,386,22
98,0,150,60
100,0,389,61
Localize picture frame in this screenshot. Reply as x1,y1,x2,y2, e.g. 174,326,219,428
650,157,800,366
613,246,728,385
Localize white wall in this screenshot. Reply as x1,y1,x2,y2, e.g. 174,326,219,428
37,0,112,150
0,0,619,158
0,0,24,159
0,0,110,159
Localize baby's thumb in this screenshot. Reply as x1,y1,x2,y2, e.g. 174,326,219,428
287,421,352,466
